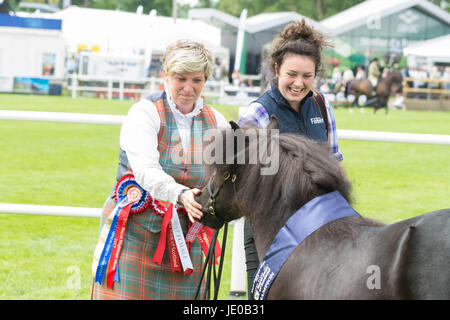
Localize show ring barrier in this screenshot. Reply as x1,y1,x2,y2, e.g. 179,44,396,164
1,109,449,298
1,110,449,145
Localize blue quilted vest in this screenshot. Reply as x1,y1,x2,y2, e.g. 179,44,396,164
255,86,327,142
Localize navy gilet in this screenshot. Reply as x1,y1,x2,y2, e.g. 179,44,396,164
255,86,328,143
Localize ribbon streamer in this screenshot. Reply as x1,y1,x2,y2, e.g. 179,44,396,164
171,205,193,275
106,201,134,288
93,198,129,285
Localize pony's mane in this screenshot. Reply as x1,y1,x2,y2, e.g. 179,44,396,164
205,126,383,244
237,132,352,226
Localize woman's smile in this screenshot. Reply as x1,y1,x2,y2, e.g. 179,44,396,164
275,53,316,111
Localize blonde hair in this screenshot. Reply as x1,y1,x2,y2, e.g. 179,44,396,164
163,39,213,80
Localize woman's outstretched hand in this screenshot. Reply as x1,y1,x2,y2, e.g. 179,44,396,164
180,188,203,223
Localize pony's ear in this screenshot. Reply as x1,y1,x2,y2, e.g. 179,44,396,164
230,121,240,130
267,115,280,131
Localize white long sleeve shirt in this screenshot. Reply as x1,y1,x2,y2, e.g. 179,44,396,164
119,91,229,204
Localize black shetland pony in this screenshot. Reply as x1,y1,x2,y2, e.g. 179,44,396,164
196,118,450,299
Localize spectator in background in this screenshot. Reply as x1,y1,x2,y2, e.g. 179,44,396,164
66,55,76,75
232,69,243,86
355,65,366,80
416,67,428,99
213,57,228,82
442,66,450,99
368,58,380,88
429,66,441,99
342,66,354,97
403,66,414,98
331,67,342,91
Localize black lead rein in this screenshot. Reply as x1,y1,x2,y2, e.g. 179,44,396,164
194,222,228,300
195,165,237,300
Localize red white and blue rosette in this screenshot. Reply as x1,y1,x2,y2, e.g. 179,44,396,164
114,174,151,214
92,173,222,287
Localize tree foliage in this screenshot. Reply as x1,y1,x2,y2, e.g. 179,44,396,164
214,0,367,20
6,0,449,17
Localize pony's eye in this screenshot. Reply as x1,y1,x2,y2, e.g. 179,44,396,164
223,171,231,180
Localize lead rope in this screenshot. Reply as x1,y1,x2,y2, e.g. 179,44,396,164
194,222,228,300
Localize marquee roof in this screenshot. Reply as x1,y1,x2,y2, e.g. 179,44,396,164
47,6,225,55
403,34,450,62
188,8,329,34
321,0,450,35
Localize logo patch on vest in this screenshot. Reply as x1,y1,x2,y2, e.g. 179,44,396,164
310,117,324,125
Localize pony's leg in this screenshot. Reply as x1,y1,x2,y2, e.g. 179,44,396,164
350,99,356,114
358,99,365,114
373,99,379,114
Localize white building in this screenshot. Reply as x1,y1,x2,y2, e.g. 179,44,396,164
54,6,229,78
0,14,65,78
1,6,229,81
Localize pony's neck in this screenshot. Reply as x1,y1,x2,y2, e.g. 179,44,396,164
249,202,299,261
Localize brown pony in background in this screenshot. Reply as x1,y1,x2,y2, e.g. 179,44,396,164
349,70,403,114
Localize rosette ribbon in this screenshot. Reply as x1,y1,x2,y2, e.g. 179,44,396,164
92,174,150,288
93,174,222,288
92,197,136,288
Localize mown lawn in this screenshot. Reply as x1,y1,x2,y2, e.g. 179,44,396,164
0,93,449,299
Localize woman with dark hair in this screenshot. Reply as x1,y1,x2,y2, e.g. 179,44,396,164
238,19,343,299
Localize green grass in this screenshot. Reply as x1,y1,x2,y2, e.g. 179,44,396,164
0,93,449,300
333,106,450,134
0,92,131,114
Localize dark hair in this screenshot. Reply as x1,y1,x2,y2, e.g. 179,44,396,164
269,19,333,78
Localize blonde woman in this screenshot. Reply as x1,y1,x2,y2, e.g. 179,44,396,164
91,39,229,300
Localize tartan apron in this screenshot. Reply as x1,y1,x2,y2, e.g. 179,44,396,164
91,92,217,299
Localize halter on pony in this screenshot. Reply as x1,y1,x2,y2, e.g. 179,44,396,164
194,167,237,300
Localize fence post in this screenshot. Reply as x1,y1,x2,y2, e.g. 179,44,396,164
150,77,156,93
108,77,113,100
219,80,225,104
229,217,247,299
119,78,124,101
71,73,77,99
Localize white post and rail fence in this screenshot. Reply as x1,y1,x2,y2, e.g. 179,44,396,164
1,110,449,298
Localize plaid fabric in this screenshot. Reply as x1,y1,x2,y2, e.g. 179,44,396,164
92,95,217,300
154,95,217,188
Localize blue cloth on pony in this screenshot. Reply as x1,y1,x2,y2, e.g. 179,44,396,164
251,191,359,300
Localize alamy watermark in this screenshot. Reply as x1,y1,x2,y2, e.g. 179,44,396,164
169,128,280,176
66,265,81,290
366,265,381,290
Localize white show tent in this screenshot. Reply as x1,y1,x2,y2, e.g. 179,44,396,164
321,0,450,36
52,6,227,58
403,34,450,65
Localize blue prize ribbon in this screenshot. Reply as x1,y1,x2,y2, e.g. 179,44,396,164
114,265,120,283
94,199,125,285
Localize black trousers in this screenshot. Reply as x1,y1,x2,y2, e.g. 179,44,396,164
244,219,259,300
